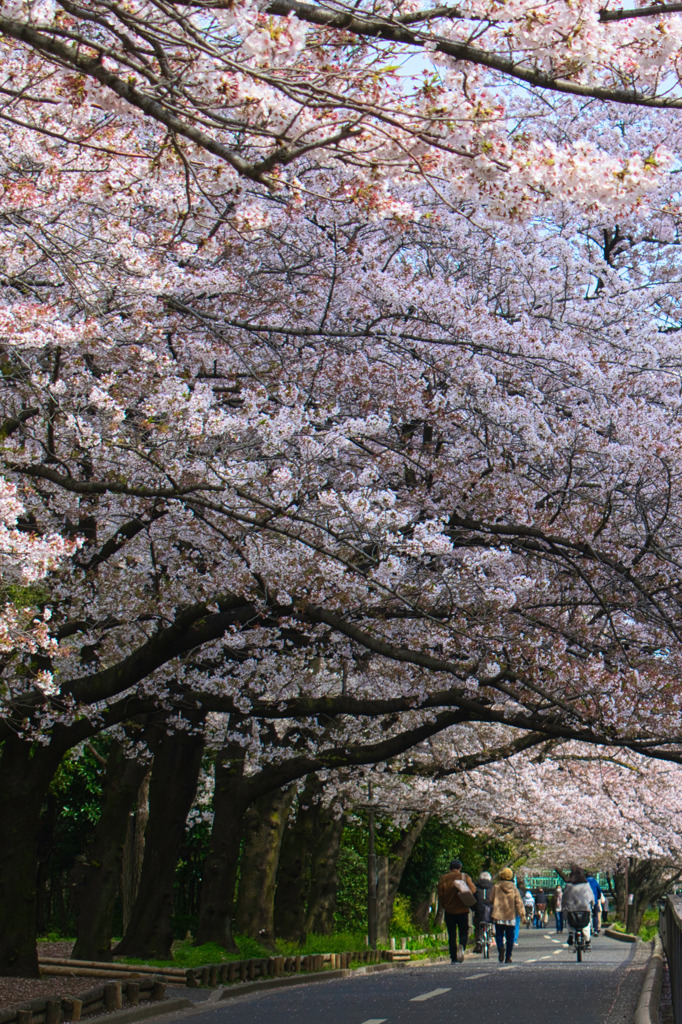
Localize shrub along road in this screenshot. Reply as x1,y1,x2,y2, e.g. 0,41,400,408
154,932,650,1024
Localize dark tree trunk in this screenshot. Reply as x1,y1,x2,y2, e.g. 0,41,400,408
0,736,62,976
194,747,251,951
274,781,320,941
376,814,429,942
410,895,433,931
114,724,204,960
35,787,59,938
71,744,149,961
234,785,296,948
624,857,680,935
121,769,150,934
303,813,345,936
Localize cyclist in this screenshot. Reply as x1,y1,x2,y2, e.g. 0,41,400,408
534,888,547,928
563,867,595,948
473,871,494,953
522,887,535,926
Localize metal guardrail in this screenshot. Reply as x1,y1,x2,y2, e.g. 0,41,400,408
660,896,682,1024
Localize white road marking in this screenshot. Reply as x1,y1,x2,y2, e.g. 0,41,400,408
361,1019,387,1023
544,934,553,940
410,988,451,1002
553,949,563,955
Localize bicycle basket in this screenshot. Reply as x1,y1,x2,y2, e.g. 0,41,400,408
566,911,591,929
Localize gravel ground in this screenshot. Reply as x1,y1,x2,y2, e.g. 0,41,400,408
0,942,128,1014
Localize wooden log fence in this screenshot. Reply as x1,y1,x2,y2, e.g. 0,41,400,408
16,931,449,1019
0,978,167,1024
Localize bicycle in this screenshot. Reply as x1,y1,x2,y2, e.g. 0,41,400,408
566,911,591,962
523,905,534,927
480,921,494,959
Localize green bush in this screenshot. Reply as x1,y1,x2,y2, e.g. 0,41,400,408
390,894,415,936
334,843,367,932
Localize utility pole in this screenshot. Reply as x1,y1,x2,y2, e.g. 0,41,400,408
367,782,378,949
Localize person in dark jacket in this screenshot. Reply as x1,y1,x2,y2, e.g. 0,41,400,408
473,871,494,952
534,888,547,928
437,858,477,963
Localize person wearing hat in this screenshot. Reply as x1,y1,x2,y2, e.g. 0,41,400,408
491,868,526,963
437,858,477,963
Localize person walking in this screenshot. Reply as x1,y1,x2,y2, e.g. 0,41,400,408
554,884,564,933
491,868,525,963
473,871,494,952
587,874,604,935
437,858,477,964
563,867,595,948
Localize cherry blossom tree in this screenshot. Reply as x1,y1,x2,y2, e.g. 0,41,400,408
4,0,682,978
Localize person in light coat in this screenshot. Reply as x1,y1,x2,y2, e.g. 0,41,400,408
491,868,526,963
563,867,595,946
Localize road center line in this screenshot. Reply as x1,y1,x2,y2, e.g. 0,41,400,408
410,988,451,1002
361,1019,388,1023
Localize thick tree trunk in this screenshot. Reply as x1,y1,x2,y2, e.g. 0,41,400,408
234,785,297,947
624,857,678,935
114,725,204,960
411,895,433,931
71,745,149,961
0,736,61,976
274,781,320,941
194,747,250,951
303,813,345,936
376,814,429,942
121,770,150,934
35,788,59,938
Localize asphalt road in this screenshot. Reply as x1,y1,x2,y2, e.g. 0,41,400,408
160,930,648,1024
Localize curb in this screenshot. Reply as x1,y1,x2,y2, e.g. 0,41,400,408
634,936,664,1024
216,962,395,1001
71,954,454,1021
605,927,640,943
82,999,195,1024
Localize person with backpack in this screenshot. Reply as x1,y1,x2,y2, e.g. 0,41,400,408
437,858,477,963
473,871,495,952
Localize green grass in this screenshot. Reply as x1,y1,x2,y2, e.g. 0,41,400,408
117,930,446,969
608,909,659,942
119,933,372,968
